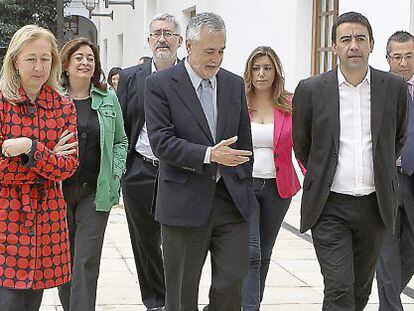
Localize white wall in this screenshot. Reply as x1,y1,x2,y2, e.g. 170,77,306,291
71,0,414,85
339,0,412,71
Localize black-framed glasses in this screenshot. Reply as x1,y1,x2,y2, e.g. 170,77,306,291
149,29,180,39
387,53,414,62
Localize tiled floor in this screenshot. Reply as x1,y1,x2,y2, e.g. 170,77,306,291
39,194,414,310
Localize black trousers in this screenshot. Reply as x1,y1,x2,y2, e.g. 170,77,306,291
311,192,387,311
162,179,249,311
58,184,109,311
377,172,414,311
121,154,165,309
0,287,43,311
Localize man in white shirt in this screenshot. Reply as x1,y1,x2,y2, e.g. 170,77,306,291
116,13,182,311
377,30,414,311
293,12,408,311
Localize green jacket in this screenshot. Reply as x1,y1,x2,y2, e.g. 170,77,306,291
90,85,128,212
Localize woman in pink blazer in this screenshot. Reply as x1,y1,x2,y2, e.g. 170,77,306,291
242,46,305,311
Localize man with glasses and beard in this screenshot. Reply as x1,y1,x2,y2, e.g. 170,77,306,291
116,13,182,311
376,31,414,311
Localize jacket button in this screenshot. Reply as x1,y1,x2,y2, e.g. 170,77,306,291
28,228,35,236
211,175,216,181
29,107,35,114
81,132,88,139
34,151,41,161
82,182,88,188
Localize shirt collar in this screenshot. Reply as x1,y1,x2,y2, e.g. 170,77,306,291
151,58,177,74
338,66,370,87
184,57,217,90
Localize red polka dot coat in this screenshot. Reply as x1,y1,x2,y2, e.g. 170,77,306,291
0,84,79,290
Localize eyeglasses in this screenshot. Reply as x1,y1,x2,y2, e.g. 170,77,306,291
149,29,180,39
387,53,414,63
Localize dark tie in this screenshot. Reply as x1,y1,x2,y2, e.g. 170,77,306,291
401,88,414,175
199,79,216,141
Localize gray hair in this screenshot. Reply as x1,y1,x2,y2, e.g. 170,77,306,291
149,13,181,34
186,12,226,41
386,30,414,54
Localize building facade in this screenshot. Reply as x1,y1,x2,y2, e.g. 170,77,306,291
65,0,414,90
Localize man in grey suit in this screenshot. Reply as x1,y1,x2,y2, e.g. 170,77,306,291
377,30,414,311
145,13,255,311
116,13,182,311
293,12,408,311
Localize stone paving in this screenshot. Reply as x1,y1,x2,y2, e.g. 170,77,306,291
39,194,414,310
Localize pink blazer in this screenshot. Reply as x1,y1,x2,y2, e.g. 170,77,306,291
271,96,306,199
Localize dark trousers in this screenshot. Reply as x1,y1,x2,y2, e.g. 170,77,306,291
58,184,110,311
121,154,165,309
312,192,387,311
0,287,43,311
162,179,249,311
242,178,291,311
377,172,414,311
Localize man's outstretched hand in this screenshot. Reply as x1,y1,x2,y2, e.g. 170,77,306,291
210,136,252,167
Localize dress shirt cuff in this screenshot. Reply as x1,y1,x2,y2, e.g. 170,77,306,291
204,147,212,164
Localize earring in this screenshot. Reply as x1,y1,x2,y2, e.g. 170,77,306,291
16,68,19,75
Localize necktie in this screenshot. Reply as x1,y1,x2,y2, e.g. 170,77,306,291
199,79,216,141
401,88,414,175
408,83,413,100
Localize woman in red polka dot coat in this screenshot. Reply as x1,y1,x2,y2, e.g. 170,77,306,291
0,25,79,311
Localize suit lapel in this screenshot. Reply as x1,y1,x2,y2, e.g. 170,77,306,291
273,108,286,146
135,64,150,114
370,68,386,154
171,62,214,143
322,68,340,152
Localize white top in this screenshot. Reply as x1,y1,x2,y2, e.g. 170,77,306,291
331,68,375,196
251,122,276,179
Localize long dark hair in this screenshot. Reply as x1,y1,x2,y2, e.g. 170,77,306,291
60,37,107,91
244,46,291,114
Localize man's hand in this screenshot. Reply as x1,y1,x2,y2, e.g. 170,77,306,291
210,136,252,167
53,130,78,156
2,137,32,157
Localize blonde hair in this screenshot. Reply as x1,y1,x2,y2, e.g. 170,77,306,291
0,24,62,102
244,46,291,114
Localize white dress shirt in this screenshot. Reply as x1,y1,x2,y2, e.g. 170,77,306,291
331,68,375,196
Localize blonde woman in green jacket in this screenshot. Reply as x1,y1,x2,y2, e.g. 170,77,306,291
57,38,127,311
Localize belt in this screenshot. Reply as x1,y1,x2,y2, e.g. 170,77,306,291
137,153,159,166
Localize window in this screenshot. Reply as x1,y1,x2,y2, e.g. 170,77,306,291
117,34,123,66
311,0,339,75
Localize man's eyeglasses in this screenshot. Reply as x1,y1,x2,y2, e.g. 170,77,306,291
387,53,414,63
150,29,180,39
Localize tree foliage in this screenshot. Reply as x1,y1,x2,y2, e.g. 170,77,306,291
0,0,70,59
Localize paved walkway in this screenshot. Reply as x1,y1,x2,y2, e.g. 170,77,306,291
40,194,414,310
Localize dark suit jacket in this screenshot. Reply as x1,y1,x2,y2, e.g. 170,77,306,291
117,61,152,157
144,61,255,227
293,66,408,233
